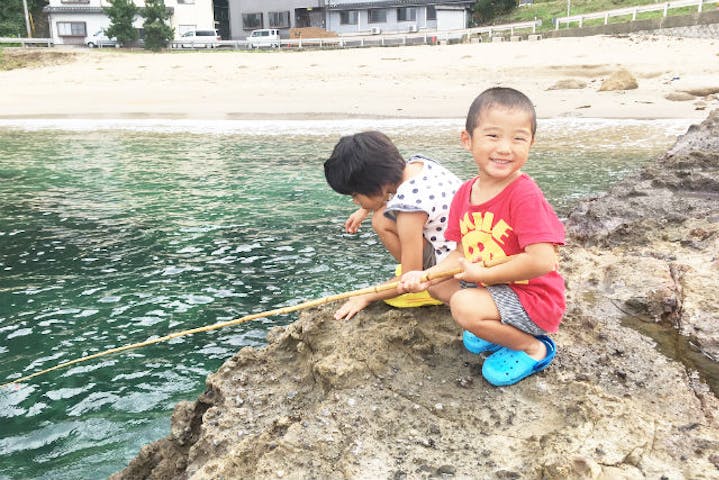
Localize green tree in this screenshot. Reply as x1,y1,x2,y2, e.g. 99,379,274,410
0,0,48,37
104,0,139,47
473,0,517,24
142,0,174,51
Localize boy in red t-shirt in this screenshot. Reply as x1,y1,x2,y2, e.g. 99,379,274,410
399,87,565,386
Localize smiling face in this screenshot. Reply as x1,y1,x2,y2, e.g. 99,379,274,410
461,106,535,184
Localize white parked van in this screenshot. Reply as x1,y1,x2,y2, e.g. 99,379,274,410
179,29,221,48
247,29,280,49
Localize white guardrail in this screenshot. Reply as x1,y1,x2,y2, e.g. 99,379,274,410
555,0,719,29
0,37,53,47
196,20,541,50
286,20,540,48
467,19,541,36
2,19,540,51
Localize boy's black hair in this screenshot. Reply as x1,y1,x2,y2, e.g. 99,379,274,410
465,87,537,137
324,131,405,196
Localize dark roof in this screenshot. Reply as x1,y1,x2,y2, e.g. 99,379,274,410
44,6,104,13
43,5,173,13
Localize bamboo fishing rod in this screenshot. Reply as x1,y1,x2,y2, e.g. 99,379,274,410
1,256,512,389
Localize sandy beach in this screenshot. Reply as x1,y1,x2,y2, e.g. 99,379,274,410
2,33,718,121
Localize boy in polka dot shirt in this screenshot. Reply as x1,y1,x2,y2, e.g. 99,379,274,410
399,88,565,386
324,130,461,320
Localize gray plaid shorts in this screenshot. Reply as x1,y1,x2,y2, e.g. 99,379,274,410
460,282,547,336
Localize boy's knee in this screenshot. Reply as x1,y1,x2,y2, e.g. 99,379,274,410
371,210,394,234
448,290,472,323
427,279,460,304
427,284,449,303
449,289,494,330
449,289,474,313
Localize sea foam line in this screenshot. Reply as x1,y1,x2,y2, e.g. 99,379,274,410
0,117,694,137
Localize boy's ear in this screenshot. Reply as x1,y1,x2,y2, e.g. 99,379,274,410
460,130,472,151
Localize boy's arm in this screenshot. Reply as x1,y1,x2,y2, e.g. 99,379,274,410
334,211,428,320
396,211,428,274
355,210,428,302
399,248,463,293
456,242,558,285
344,208,369,234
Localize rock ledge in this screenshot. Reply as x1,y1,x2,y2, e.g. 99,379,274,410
112,111,719,480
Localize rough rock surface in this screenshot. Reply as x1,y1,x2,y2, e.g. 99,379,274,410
665,92,696,102
566,108,719,362
681,87,719,98
598,69,638,91
112,111,719,480
546,79,587,90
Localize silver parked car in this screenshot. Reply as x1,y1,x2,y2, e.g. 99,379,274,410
85,28,145,48
85,29,117,48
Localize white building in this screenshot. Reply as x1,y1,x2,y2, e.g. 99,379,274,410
226,1,474,40
44,0,216,46
227,0,325,40
325,1,473,35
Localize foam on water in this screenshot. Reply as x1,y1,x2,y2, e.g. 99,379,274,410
0,116,695,138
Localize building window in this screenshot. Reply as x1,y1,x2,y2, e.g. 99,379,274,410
340,11,358,25
368,9,387,24
60,0,89,3
426,6,437,21
242,13,263,30
397,7,417,22
177,0,195,4
268,11,290,28
57,21,86,36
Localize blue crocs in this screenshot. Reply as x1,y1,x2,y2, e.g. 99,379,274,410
462,330,501,354
481,335,556,386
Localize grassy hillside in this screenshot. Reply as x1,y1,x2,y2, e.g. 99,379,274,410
490,0,708,31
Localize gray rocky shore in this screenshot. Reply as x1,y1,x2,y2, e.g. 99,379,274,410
112,110,719,480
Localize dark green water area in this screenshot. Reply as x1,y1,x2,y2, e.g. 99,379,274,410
0,119,692,479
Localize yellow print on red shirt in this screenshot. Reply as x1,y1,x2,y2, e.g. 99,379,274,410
459,211,510,264
459,211,528,285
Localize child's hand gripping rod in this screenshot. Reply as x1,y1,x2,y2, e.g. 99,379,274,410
365,254,513,296
1,255,514,389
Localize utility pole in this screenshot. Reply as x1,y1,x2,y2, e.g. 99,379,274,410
22,0,32,37
566,0,571,17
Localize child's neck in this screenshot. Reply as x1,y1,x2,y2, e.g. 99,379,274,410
471,170,522,205
386,161,425,197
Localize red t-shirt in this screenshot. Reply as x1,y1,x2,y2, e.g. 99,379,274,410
445,174,565,332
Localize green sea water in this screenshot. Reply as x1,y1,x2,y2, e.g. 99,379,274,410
0,118,692,479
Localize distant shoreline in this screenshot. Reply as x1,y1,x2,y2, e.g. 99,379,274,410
0,112,706,121
0,117,695,136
